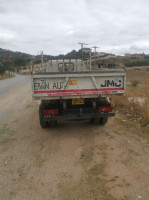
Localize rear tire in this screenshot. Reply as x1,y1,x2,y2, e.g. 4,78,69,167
49,120,57,127
39,105,48,128
99,117,108,125
90,118,99,124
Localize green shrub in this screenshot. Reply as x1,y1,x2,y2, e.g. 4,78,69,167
131,80,139,86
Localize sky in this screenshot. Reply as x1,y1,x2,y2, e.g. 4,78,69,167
0,0,149,55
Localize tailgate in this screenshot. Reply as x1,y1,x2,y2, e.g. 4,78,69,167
32,71,126,99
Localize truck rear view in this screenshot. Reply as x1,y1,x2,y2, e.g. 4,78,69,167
31,59,126,128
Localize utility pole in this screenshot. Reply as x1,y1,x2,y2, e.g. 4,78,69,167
0,63,1,78
41,51,43,71
91,46,100,54
78,43,88,49
79,43,88,66
89,48,92,71
91,46,100,68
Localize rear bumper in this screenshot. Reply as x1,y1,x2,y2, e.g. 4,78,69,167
43,112,115,121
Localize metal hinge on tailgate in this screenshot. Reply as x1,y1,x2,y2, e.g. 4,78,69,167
91,76,98,89
63,77,69,89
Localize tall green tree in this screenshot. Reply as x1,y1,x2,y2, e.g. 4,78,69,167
0,64,6,78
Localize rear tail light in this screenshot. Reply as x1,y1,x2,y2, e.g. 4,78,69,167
98,106,112,113
43,109,59,116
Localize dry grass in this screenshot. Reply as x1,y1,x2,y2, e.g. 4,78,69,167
111,85,149,127
20,69,30,75
126,67,149,84
58,144,131,200
131,80,139,87
80,147,94,163
0,126,15,146
0,72,14,80
59,148,117,200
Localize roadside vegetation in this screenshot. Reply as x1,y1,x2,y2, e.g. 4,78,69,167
111,85,149,129
59,145,116,200
0,71,14,80
131,80,139,87
118,55,149,67
0,125,15,146
1,47,149,79
126,68,149,84
112,67,149,131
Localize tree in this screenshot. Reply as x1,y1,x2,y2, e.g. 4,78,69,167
13,57,26,67
0,63,6,78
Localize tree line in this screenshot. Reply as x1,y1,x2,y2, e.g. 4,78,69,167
1,47,149,78
118,55,149,67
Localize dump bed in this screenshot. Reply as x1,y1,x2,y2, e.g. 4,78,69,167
31,69,126,100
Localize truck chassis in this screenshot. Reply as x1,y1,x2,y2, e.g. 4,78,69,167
31,59,126,128
39,97,115,128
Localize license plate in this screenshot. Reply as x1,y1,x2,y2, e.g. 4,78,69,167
72,98,84,105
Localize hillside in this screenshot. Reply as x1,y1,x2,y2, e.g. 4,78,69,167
0,48,31,63
0,48,112,64
1,47,149,73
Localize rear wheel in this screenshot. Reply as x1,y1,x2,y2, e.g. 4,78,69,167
39,105,48,128
90,118,99,124
49,120,57,127
99,116,108,125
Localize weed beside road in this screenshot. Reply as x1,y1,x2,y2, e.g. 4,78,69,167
0,126,15,146
111,85,149,128
0,72,14,80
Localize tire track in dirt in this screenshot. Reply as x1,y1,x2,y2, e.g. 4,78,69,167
1,78,149,199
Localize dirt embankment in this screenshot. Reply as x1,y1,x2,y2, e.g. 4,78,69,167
0,80,149,200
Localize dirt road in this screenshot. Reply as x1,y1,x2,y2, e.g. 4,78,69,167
0,75,149,200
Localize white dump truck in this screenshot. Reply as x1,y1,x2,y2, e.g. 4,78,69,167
31,59,126,128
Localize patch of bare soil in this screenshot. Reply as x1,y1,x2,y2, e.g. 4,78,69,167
0,86,149,200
